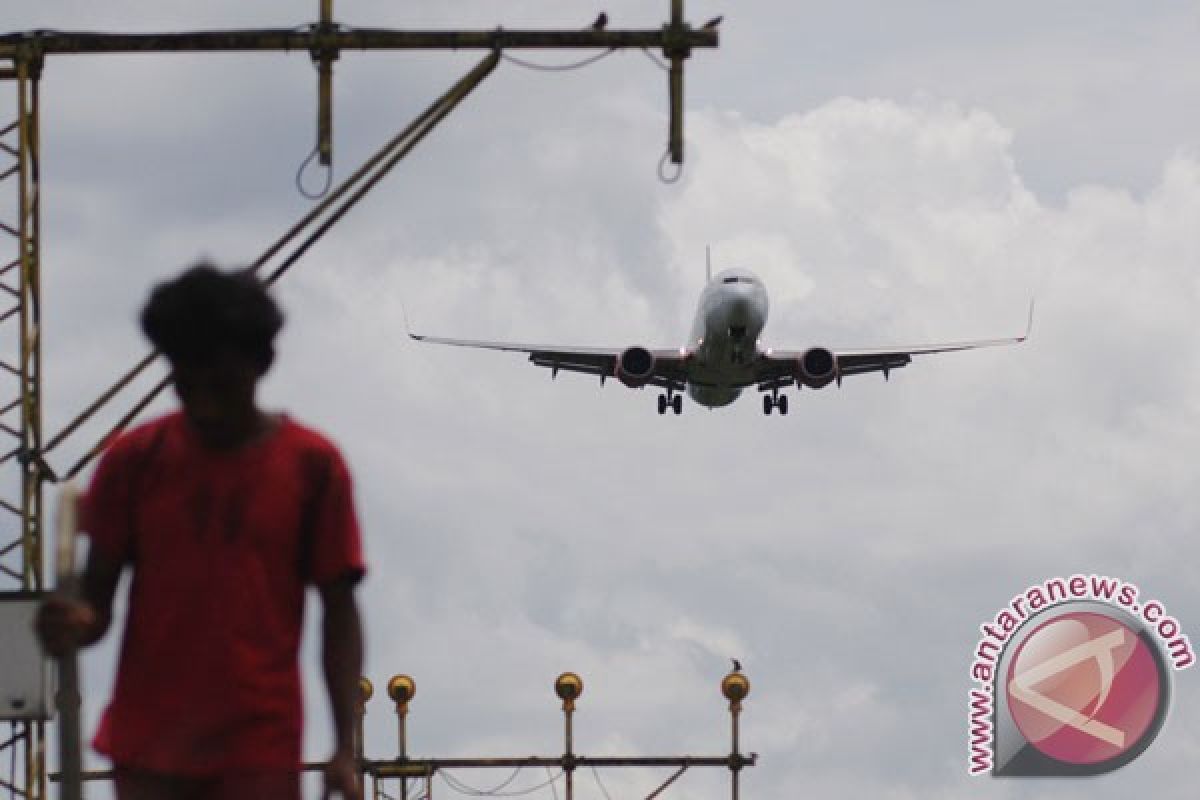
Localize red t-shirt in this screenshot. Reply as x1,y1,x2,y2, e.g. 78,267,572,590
83,411,365,775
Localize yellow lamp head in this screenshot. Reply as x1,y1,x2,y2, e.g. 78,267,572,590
721,672,750,708
388,674,416,710
555,672,584,711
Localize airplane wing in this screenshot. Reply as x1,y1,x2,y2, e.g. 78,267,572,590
755,300,1035,389
408,333,689,390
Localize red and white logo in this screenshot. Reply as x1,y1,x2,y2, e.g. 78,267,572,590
1006,611,1163,767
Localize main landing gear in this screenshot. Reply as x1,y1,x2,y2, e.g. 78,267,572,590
762,391,788,416
658,391,683,415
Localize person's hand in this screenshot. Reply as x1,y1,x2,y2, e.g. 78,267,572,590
34,595,96,657
322,748,360,800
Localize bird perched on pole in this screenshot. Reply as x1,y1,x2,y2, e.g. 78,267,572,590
702,16,723,30
731,658,742,672
591,12,609,31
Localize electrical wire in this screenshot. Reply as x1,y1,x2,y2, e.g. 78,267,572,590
7,723,16,800
501,49,615,72
657,148,682,184
438,768,564,798
590,766,614,800
438,767,522,796
640,48,669,71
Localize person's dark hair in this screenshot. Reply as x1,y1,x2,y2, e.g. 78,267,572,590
140,263,284,372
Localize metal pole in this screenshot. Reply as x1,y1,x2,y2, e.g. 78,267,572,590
400,714,410,800
54,487,82,800
387,675,415,800
731,707,740,800
666,0,688,164
397,701,408,800
564,705,574,800
720,670,749,800
315,0,335,166
554,673,583,800
356,677,373,798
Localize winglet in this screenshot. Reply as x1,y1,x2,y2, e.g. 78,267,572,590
706,245,713,284
1019,297,1036,342
400,300,424,342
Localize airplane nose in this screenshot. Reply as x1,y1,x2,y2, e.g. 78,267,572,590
727,290,753,324
707,280,766,337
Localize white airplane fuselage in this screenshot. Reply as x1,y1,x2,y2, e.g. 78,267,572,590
685,268,770,407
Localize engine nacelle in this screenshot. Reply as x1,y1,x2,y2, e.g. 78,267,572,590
616,346,656,388
796,347,837,388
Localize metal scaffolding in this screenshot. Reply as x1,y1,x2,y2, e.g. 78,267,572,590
0,42,46,800
0,3,719,798
53,671,757,800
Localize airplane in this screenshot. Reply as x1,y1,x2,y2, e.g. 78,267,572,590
407,257,1033,416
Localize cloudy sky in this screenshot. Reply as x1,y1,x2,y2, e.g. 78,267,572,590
4,1,1200,798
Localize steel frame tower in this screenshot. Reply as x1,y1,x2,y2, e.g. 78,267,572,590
0,45,46,800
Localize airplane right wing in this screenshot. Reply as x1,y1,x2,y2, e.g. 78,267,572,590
408,332,690,391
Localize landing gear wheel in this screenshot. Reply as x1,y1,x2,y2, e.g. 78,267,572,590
763,395,773,415
778,394,789,415
672,394,683,415
657,394,667,415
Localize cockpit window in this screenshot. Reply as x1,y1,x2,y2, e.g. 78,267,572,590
722,276,752,284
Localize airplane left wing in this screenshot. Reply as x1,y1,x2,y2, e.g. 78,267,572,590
408,333,689,390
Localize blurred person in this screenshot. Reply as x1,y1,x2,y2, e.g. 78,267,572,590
38,264,366,800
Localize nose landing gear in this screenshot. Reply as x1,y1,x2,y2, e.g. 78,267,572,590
657,390,683,415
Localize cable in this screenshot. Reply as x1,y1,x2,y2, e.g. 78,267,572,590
438,767,521,795
295,144,334,199
501,49,615,72
438,769,564,798
657,148,683,184
590,766,614,800
640,48,669,71
8,722,15,800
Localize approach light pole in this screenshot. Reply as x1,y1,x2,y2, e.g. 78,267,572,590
358,669,755,800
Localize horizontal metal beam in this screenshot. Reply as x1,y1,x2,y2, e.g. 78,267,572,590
367,754,755,779
0,28,717,57
53,754,755,782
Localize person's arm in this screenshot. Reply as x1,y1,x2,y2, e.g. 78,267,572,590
36,546,123,655
319,576,364,800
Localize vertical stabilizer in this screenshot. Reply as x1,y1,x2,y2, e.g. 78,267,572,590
706,245,713,283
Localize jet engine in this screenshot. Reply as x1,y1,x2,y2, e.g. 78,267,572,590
616,346,656,388
796,347,837,388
